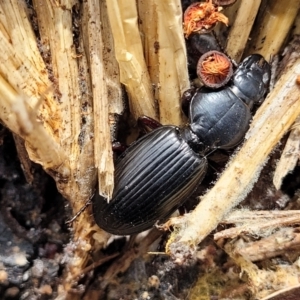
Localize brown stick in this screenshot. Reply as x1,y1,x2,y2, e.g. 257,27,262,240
214,210,300,240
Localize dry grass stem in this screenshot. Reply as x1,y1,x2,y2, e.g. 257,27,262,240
261,285,300,300
225,0,261,62
85,0,114,199
106,0,158,121
138,0,189,125
245,0,300,58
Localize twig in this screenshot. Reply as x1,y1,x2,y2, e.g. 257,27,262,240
236,227,300,262
71,253,120,281
214,210,300,240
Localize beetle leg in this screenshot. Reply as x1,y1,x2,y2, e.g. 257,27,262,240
211,30,225,53
113,117,162,155
178,204,187,216
112,117,162,155
112,141,127,154
65,195,93,224
211,30,239,69
181,87,197,117
137,115,162,134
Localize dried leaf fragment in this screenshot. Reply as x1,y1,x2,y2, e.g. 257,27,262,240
183,1,228,38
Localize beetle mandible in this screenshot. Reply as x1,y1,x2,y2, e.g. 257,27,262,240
92,54,271,235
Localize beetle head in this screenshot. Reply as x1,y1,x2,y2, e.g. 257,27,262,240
232,54,271,107
241,54,271,87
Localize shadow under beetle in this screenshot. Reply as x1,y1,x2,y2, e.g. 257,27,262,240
92,54,271,235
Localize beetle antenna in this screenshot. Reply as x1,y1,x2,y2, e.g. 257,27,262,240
204,147,218,158
201,138,220,157
65,194,93,224
212,30,238,68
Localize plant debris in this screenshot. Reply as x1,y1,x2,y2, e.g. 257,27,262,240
183,1,229,38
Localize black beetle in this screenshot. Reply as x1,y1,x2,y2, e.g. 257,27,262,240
188,54,271,150
92,54,271,235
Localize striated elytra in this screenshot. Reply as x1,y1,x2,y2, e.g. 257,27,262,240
93,54,271,235
93,126,207,235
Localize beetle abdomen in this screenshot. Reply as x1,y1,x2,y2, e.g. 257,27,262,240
189,88,251,149
93,126,207,235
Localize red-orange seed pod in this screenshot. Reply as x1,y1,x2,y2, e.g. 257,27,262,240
197,50,233,88
183,1,229,38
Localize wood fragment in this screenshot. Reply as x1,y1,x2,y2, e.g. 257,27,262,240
236,227,300,262
0,76,68,174
105,0,158,121
273,115,300,190
214,210,300,240
86,0,114,200
261,285,300,300
100,229,161,289
138,0,189,125
224,241,300,299
0,1,60,136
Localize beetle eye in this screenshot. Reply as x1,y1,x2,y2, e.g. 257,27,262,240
263,72,271,86
257,57,265,68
